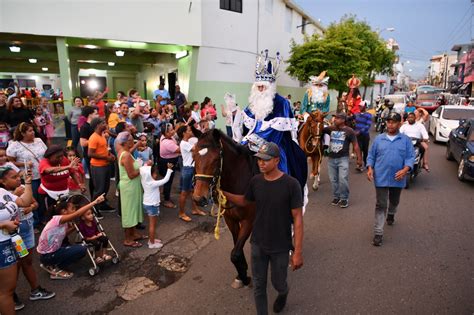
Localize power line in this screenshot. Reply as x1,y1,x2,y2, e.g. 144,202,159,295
440,6,471,49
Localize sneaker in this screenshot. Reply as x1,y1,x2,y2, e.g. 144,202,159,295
331,198,340,206
372,234,383,246
339,199,349,208
148,241,164,249
30,286,56,301
14,293,25,311
85,173,90,179
273,292,288,313
386,214,395,225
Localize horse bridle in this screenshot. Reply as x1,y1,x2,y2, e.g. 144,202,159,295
305,119,322,154
193,142,224,203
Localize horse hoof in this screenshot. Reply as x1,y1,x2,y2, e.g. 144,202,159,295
231,279,244,289
312,184,319,191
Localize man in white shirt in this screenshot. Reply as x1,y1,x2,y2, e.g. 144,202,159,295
400,112,430,171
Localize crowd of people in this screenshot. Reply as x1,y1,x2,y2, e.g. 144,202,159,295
0,68,450,315
0,80,246,314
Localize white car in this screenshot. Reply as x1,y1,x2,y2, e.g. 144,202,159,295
383,94,407,114
429,105,474,142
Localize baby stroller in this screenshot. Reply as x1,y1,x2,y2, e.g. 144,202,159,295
63,194,120,276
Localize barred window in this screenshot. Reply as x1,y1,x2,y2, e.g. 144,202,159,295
220,0,242,13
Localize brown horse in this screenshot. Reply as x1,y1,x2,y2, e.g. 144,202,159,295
191,128,257,288
298,110,325,190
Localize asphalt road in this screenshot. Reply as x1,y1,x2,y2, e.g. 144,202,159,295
18,136,473,314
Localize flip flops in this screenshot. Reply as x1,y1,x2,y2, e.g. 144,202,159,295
192,210,207,216
123,241,143,248
179,214,192,222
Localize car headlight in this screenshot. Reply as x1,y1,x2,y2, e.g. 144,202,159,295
469,155,474,162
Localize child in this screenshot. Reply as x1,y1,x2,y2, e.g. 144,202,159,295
37,194,105,280
177,125,206,222
139,163,173,249
33,107,47,138
0,121,10,148
65,147,86,194
135,134,153,166
77,209,111,263
0,148,20,172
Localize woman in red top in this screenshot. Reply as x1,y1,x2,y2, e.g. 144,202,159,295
38,145,80,218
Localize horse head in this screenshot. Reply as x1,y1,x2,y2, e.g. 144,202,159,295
307,110,325,136
192,128,222,207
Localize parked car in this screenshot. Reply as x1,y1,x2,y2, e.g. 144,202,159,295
429,105,474,142
446,119,474,181
383,94,407,113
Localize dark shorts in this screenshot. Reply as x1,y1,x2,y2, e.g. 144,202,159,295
179,166,194,192
0,239,17,269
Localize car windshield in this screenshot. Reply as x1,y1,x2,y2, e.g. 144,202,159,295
442,109,474,120
385,96,405,103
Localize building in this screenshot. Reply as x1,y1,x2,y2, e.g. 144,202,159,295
0,0,324,130
429,53,457,89
449,42,474,96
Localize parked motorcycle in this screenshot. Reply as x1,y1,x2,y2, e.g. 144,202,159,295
405,138,424,188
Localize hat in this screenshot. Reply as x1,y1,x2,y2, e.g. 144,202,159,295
44,144,64,159
254,142,280,161
310,71,329,85
334,112,347,119
386,112,402,122
90,117,105,130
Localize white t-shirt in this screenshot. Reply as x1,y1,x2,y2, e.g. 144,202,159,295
180,137,198,167
0,188,19,242
191,111,201,123
139,166,173,206
6,138,47,180
400,122,428,140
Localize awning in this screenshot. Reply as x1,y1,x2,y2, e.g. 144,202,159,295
374,79,386,84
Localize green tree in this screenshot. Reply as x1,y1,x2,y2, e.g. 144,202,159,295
286,16,396,96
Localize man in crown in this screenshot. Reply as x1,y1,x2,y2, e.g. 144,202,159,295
300,71,330,119
232,50,307,190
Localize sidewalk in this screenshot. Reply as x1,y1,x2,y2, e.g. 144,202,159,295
17,176,221,314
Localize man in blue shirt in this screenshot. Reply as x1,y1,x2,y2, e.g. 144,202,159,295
153,83,170,107
354,101,372,171
366,112,414,246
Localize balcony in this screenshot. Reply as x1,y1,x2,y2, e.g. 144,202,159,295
448,75,461,83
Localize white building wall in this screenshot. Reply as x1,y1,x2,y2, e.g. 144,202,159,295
0,0,202,46
198,0,323,87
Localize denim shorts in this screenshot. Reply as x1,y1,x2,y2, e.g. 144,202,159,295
143,204,160,217
179,166,194,192
0,239,17,269
19,217,35,250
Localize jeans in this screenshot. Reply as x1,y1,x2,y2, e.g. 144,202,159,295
225,126,233,138
90,165,111,207
82,146,94,197
40,245,86,269
251,244,289,315
327,156,350,200
357,133,370,167
374,187,402,235
71,124,80,151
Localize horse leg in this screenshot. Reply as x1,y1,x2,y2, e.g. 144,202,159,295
224,215,249,288
230,219,253,288
311,155,319,190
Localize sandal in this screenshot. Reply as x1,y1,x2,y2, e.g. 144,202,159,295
178,214,192,222
163,201,177,209
123,241,143,248
49,268,74,280
95,257,104,264
133,234,148,241
192,209,207,216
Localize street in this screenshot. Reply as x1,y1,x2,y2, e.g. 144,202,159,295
16,136,473,314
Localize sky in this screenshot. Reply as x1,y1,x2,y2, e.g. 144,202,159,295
294,0,472,80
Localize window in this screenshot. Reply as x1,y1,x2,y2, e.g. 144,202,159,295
285,6,292,32
220,0,242,13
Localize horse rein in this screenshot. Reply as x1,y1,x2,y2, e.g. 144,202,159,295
305,120,322,154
